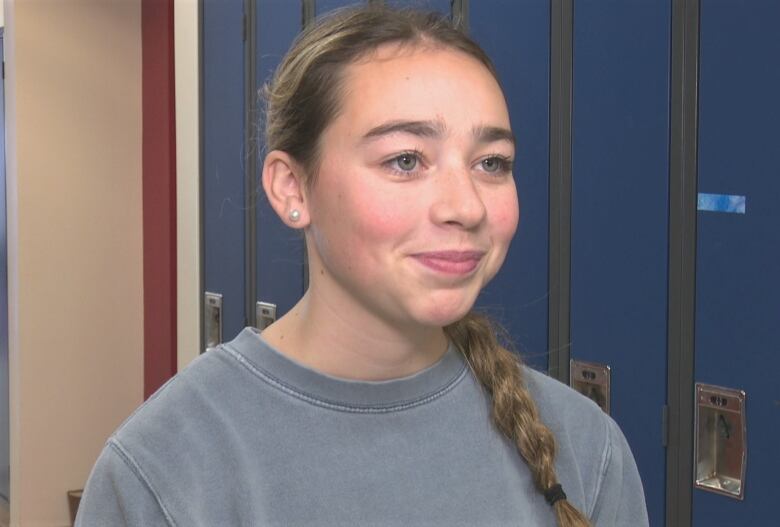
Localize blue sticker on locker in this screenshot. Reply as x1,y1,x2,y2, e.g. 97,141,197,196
697,193,746,214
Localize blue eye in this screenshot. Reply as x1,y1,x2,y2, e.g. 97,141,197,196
481,157,501,172
395,153,418,171
480,155,513,174
383,151,424,177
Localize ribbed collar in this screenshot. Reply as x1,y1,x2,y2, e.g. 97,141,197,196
223,327,467,413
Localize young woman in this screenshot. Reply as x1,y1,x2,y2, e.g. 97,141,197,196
77,6,647,527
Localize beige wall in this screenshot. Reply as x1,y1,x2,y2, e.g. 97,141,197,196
174,0,201,370
4,1,144,525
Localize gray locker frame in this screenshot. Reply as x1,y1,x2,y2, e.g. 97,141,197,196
451,0,469,32
548,0,573,384
303,0,316,28
666,0,699,525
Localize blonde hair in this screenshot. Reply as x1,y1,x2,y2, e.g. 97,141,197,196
263,6,590,527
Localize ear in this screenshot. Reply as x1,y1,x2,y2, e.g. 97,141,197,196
261,150,310,228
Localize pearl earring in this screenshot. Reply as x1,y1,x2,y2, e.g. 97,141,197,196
289,209,301,222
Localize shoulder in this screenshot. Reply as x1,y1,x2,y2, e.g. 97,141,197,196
77,348,245,525
520,365,613,475
107,341,261,475
520,365,607,435
519,366,648,524
97,343,267,509
519,367,620,516
114,347,234,439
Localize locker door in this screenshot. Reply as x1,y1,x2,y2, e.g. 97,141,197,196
204,0,309,344
469,0,551,372
254,1,305,327
316,0,358,13
693,1,780,523
203,0,247,343
385,0,452,11
569,2,671,525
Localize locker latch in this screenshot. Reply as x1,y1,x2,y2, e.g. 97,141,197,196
204,292,223,352
255,301,277,331
694,383,747,500
570,360,611,414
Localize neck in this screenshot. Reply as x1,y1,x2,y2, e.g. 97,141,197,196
261,290,449,381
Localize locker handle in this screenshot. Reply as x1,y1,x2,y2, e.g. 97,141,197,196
694,383,747,500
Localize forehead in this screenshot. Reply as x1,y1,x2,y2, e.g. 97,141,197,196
333,43,510,136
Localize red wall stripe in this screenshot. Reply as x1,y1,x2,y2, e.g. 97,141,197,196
142,0,177,399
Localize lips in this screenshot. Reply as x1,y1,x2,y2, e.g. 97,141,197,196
412,250,485,275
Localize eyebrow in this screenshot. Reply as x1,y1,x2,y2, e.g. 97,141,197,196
473,125,516,147
361,120,446,142
361,119,515,148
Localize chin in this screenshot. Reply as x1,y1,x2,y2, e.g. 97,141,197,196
418,314,465,329
410,298,474,328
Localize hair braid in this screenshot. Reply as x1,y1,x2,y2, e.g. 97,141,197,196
445,313,591,527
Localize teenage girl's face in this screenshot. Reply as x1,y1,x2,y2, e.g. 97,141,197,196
303,44,519,330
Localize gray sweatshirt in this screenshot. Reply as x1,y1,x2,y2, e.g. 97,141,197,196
76,327,648,526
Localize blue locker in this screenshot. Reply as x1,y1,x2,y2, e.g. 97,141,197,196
255,1,306,321
316,0,386,15
385,0,451,12
203,0,247,341
694,0,780,524
316,0,356,14
570,2,671,525
469,0,551,371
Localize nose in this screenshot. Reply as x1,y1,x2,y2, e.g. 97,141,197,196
429,169,487,229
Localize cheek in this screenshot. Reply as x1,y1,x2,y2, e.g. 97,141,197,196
311,187,416,279
489,190,520,244
339,186,419,245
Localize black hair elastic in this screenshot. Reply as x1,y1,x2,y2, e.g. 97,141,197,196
544,483,567,506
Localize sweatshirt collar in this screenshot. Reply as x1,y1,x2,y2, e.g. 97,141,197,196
223,327,467,412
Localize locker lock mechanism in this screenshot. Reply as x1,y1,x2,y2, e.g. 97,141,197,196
570,360,611,414
694,383,747,500
256,301,277,331
204,292,223,352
